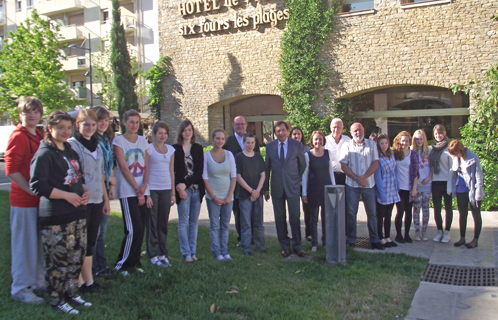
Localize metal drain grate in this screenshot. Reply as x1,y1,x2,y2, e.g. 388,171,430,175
422,264,498,286
355,236,372,249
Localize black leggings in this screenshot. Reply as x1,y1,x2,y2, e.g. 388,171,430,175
377,202,394,239
395,190,413,236
85,202,104,256
432,181,453,231
456,193,482,239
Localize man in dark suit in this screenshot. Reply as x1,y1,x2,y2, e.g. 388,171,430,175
264,121,306,257
223,116,261,245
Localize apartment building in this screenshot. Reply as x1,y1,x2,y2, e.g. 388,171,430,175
0,0,159,108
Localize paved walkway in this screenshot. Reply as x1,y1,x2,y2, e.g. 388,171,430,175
3,182,497,319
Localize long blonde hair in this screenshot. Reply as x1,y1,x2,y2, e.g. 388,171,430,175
411,129,429,158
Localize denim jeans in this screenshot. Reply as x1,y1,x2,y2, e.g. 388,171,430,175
345,185,380,244
92,213,109,273
239,197,265,253
177,189,201,259
206,198,232,257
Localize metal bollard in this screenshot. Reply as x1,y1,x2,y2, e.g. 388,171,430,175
324,185,346,265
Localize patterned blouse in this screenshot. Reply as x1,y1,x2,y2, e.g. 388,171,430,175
375,153,401,205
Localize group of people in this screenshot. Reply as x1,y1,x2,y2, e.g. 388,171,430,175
7,98,485,315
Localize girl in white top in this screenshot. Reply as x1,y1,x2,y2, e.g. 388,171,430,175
411,129,432,241
145,121,175,268
203,129,237,261
113,110,150,273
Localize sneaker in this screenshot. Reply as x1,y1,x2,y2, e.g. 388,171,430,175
422,231,428,241
121,271,129,276
311,246,317,252
433,230,443,242
151,260,169,268
414,230,421,241
441,230,450,243
158,257,172,267
136,268,145,273
68,296,92,307
216,255,225,261
223,254,233,261
380,238,386,245
12,289,44,304
53,302,79,315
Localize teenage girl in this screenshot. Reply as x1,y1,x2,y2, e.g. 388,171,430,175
30,111,91,314
68,109,109,293
146,121,175,267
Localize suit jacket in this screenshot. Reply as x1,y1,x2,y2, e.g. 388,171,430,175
264,138,306,198
223,134,261,157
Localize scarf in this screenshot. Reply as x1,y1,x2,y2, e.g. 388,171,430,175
74,131,99,153
97,133,114,187
429,136,449,175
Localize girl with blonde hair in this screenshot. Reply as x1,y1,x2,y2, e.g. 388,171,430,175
411,129,432,241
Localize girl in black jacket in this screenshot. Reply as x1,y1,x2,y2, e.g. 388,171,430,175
30,111,91,315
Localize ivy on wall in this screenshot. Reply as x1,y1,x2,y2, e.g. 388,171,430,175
144,56,171,120
279,0,339,136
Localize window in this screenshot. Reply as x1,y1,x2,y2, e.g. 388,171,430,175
0,36,4,50
0,5,4,23
27,0,33,9
101,9,109,24
16,0,22,12
340,0,374,13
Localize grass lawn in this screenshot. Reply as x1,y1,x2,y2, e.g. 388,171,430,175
0,190,427,319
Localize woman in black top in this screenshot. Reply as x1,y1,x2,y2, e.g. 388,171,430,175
30,111,91,314
173,120,205,262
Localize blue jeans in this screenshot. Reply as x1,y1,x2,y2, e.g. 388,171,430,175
92,213,109,273
345,185,380,244
239,197,265,253
206,198,232,257
177,189,201,259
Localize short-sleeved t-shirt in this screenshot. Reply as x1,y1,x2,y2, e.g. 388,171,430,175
113,134,150,199
147,144,175,190
235,152,266,200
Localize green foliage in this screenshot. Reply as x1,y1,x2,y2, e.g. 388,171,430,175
279,0,339,137
0,10,75,119
451,63,498,210
144,56,171,120
94,38,148,111
110,0,139,132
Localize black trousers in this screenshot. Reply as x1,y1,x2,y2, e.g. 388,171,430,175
377,202,394,239
456,193,482,239
395,190,413,236
115,197,149,271
85,202,104,256
432,181,453,231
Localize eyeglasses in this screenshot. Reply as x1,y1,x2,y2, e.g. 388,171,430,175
234,123,246,126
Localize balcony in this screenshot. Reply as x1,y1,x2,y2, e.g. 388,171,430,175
69,86,87,99
37,0,84,17
62,56,86,72
106,16,136,34
58,25,84,43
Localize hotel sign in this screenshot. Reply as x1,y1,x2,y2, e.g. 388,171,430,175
178,0,289,35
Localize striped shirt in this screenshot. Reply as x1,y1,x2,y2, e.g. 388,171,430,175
340,139,379,188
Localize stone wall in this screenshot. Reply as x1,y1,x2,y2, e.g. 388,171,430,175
158,0,498,143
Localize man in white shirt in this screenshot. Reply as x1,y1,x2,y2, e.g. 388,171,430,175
324,118,351,185
340,122,383,250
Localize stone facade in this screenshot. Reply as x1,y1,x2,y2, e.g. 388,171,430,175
158,0,498,143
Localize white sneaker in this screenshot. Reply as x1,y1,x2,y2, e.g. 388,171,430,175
380,238,386,245
441,230,450,243
433,230,443,242
68,296,92,307
12,288,44,304
53,302,79,314
158,256,172,267
414,230,421,241
216,255,225,261
223,254,233,261
422,231,428,241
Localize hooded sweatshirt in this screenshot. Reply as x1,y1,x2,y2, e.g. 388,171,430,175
4,124,44,207
30,141,87,226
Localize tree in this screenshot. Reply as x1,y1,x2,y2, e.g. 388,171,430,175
0,10,75,119
144,56,170,120
94,38,148,111
110,0,139,132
